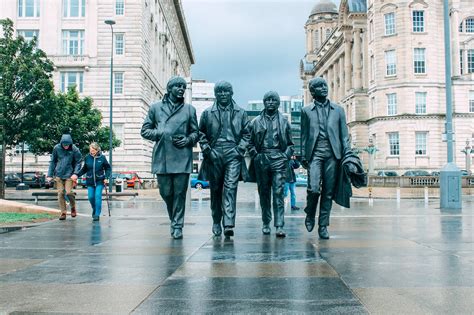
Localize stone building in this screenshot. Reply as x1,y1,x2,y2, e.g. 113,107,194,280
300,0,474,174
0,0,194,177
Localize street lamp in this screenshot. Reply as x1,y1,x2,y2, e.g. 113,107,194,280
105,19,115,192
440,0,462,209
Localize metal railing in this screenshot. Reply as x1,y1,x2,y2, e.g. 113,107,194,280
368,176,474,188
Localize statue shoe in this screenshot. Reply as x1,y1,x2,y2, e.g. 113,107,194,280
275,227,286,238
172,228,183,239
212,223,222,236
223,227,234,237
305,215,315,232
318,226,330,239
262,225,271,235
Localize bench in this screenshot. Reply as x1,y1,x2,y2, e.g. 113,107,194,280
105,192,139,203
32,192,76,205
32,192,138,204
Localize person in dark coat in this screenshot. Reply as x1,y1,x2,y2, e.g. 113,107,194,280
141,76,199,239
47,133,82,220
284,155,301,210
248,91,293,237
301,77,352,239
198,81,250,237
73,143,111,221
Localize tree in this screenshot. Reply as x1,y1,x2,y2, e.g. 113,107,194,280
27,87,121,155
0,18,57,197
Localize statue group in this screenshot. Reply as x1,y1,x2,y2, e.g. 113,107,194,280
141,76,365,240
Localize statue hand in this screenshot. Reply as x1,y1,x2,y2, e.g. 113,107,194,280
347,163,358,173
301,159,309,169
172,135,188,148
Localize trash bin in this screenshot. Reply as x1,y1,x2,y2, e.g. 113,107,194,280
115,180,124,192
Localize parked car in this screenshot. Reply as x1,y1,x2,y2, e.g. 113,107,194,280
190,173,209,189
4,173,21,187
110,172,142,188
431,171,440,176
461,170,470,176
295,174,308,187
402,170,430,176
17,171,45,188
377,170,398,177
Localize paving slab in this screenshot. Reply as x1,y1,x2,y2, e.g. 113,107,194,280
0,185,473,314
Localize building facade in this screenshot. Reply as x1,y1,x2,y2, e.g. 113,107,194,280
300,0,474,173
1,0,194,177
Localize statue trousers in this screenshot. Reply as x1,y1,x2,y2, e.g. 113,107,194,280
305,138,338,226
209,142,242,227
157,173,189,229
254,152,287,227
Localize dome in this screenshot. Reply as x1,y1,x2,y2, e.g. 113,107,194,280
310,0,338,16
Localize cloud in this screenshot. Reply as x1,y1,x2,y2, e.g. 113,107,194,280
182,0,321,104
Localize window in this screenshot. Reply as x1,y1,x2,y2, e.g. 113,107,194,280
370,97,376,117
314,30,320,50
114,72,124,94
18,0,40,17
17,29,39,45
415,92,427,114
414,48,426,74
115,0,124,15
325,28,331,40
388,132,399,156
466,18,474,33
369,20,374,41
60,72,83,92
385,50,396,76
62,30,84,55
469,91,474,113
63,0,85,18
468,49,474,73
384,12,396,36
113,123,124,145
460,50,464,75
387,93,397,115
370,55,375,81
415,132,427,155
412,11,424,32
115,33,124,55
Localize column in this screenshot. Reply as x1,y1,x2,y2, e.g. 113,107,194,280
451,9,460,76
344,37,352,93
353,28,362,90
363,30,369,88
339,56,345,100
327,68,333,100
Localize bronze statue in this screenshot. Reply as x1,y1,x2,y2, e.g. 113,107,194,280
248,91,293,237
141,76,199,239
301,77,352,239
198,81,250,237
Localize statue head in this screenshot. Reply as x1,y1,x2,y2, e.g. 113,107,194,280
308,77,328,101
263,91,280,115
214,81,233,107
166,76,187,102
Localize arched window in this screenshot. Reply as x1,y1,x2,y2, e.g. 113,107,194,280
466,18,474,33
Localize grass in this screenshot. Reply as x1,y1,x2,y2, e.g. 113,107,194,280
0,212,57,224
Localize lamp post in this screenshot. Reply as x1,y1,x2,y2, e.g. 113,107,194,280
105,19,115,192
461,139,472,176
440,0,462,209
363,137,378,176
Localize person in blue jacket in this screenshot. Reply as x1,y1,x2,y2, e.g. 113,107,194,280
73,143,111,221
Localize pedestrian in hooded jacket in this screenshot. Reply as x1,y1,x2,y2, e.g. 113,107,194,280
47,133,82,220
73,143,111,221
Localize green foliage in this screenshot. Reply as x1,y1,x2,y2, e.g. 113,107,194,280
28,87,121,155
0,212,56,224
0,18,56,147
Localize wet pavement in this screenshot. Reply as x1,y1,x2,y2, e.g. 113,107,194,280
1,183,473,314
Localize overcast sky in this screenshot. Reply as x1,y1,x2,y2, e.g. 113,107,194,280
181,0,327,105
